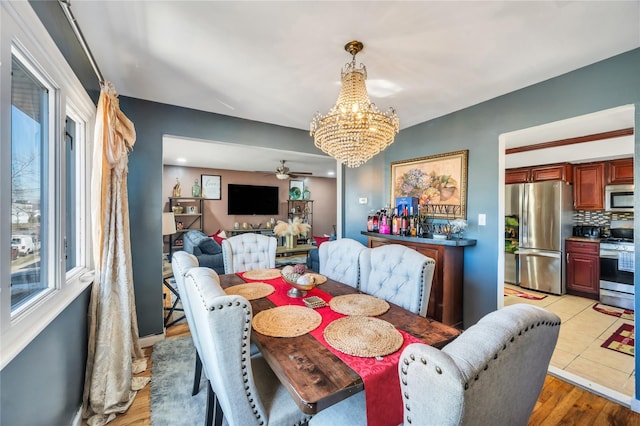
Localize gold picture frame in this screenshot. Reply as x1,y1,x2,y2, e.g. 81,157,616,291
390,150,468,219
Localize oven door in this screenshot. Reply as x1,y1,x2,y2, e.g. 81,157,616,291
599,251,634,310
599,253,634,285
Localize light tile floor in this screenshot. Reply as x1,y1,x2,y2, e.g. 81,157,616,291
504,284,635,397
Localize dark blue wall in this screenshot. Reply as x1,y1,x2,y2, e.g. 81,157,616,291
0,287,90,425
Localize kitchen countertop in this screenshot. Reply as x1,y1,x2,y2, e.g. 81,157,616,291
566,236,601,243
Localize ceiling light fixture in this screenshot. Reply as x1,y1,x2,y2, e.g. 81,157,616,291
310,41,399,168
275,173,290,180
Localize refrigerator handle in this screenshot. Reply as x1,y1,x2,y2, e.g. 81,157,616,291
518,250,561,259
521,184,528,246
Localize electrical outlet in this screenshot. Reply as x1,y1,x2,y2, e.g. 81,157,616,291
359,197,368,204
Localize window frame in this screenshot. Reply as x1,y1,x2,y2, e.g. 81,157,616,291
1,1,95,370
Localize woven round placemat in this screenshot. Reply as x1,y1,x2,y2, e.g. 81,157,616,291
323,316,403,358
329,294,390,316
307,273,327,285
243,269,281,280
252,305,322,337
225,282,275,300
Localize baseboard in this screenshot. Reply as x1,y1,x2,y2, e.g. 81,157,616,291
630,397,640,413
548,366,633,407
139,332,165,348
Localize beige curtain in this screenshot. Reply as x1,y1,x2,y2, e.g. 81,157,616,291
82,81,149,426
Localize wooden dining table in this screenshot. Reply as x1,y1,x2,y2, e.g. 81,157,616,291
219,272,461,417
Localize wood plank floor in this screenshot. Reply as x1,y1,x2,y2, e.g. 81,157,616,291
100,322,640,426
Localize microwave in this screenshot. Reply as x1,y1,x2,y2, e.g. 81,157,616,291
605,184,634,212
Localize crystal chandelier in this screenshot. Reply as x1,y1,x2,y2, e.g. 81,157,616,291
310,41,399,168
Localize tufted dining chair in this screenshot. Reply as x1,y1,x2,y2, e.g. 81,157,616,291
398,304,561,426
182,267,312,426
171,251,202,395
221,233,277,274
319,238,367,288
358,244,435,316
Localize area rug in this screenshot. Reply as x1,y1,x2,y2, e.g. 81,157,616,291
601,324,635,357
151,335,205,425
504,287,547,300
593,303,634,321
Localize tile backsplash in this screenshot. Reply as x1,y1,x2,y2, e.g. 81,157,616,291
573,210,634,230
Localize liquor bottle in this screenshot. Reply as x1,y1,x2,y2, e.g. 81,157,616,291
409,206,417,237
391,208,400,235
367,212,374,232
400,207,409,236
379,210,390,234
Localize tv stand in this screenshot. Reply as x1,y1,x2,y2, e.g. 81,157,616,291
226,228,275,237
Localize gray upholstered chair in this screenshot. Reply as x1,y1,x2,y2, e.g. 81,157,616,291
221,233,277,274
398,304,561,426
171,251,202,395
182,267,312,426
358,244,435,316
318,238,367,288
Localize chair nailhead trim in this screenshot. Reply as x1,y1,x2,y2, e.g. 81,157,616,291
435,366,442,374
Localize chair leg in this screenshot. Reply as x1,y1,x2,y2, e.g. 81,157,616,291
214,392,223,426
206,381,214,426
206,381,223,426
192,351,203,396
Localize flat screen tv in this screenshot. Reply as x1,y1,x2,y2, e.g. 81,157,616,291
228,184,279,215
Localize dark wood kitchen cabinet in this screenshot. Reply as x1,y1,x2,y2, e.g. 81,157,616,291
505,163,572,184
573,162,605,210
607,158,634,185
565,239,599,299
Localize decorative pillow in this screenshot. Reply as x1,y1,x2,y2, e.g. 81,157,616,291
210,229,226,246
314,236,330,247
193,231,221,255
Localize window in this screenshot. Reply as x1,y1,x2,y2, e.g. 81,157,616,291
10,52,52,312
2,1,95,369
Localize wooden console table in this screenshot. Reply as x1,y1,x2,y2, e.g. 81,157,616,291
361,232,477,328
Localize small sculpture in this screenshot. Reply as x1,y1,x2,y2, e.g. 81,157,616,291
172,178,181,197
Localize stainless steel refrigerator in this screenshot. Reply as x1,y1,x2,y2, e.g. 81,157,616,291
516,180,573,295
504,184,521,284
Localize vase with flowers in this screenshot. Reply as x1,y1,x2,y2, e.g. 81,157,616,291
273,217,311,249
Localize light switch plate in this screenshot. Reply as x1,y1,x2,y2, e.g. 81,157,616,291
478,213,486,226
359,197,368,204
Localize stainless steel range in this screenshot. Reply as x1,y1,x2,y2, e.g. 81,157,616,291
599,220,634,310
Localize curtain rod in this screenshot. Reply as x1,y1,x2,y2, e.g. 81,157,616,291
58,0,104,84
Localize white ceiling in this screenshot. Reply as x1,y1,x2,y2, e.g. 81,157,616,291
69,1,640,172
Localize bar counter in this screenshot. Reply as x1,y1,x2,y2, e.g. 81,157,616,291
361,231,477,328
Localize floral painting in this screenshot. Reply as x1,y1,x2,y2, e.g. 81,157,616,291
391,150,468,219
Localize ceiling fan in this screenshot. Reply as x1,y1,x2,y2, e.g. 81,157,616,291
274,160,312,180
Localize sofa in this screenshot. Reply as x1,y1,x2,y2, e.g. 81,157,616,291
182,230,225,275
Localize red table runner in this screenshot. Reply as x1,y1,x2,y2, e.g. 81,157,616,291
240,272,422,426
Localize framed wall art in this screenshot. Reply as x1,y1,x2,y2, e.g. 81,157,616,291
201,174,221,200
289,180,304,200
390,150,468,219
